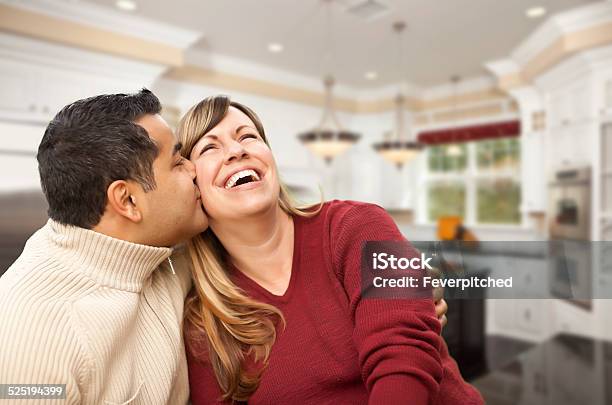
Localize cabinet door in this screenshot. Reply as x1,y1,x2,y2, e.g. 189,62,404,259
548,81,593,129
493,299,516,330
522,132,545,212
518,349,549,405
516,300,544,334
548,90,571,129
0,64,35,117
547,123,594,168
569,82,593,123
546,127,570,168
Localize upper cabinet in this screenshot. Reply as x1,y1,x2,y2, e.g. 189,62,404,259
547,80,594,130
521,130,546,213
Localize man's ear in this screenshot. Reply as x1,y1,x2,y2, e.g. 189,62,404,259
106,180,143,223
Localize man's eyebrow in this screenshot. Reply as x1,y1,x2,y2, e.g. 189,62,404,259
173,142,182,155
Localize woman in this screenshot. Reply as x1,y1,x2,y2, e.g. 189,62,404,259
178,95,483,405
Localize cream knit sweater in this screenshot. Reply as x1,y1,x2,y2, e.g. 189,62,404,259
0,220,192,404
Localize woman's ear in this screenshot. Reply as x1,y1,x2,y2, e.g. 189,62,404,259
106,180,143,223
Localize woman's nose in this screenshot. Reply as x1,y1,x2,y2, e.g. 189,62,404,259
224,140,248,163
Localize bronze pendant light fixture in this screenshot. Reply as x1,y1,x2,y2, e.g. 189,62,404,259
373,21,423,169
298,0,361,164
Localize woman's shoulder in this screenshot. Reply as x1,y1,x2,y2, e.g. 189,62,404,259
319,199,391,227
296,199,399,247
308,199,384,217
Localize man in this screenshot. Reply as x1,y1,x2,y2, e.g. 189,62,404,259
0,89,447,404
0,89,207,404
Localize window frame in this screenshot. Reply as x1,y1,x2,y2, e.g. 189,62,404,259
419,139,523,227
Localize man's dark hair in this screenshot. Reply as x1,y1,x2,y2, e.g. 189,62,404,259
37,88,162,229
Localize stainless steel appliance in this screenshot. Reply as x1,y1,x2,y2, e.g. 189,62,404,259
548,167,592,309
548,167,591,240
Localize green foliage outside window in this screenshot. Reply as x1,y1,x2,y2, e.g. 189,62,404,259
477,180,521,224
428,183,466,221
426,138,521,225
427,144,467,172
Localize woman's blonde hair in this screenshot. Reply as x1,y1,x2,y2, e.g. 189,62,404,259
177,95,321,402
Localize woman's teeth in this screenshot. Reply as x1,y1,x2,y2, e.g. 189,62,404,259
224,169,260,189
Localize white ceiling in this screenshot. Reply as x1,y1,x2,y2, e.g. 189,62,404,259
85,0,598,88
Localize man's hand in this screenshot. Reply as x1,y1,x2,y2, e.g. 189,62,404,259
430,266,448,328
435,298,448,328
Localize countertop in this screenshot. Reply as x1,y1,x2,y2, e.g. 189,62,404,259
472,334,612,405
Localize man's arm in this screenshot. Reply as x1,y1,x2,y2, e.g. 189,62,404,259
0,300,88,404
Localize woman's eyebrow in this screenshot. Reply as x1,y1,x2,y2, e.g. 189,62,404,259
235,125,256,133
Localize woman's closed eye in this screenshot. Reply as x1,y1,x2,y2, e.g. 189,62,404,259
200,144,217,155
239,134,258,141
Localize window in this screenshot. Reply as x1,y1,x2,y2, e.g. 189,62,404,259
428,144,467,172
428,182,465,219
424,138,521,225
476,138,520,171
476,179,521,224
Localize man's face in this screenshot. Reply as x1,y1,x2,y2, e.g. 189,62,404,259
135,114,208,247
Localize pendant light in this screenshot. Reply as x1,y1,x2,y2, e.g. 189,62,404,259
446,75,463,157
373,21,423,169
297,0,360,164
298,75,361,164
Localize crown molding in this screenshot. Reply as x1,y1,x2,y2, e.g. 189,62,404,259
0,0,202,49
419,75,497,100
512,2,612,66
485,59,522,77
534,43,612,89
0,32,166,82
486,2,612,92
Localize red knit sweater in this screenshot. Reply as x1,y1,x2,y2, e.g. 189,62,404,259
186,200,483,405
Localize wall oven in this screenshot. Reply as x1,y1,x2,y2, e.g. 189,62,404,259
548,167,592,309
548,167,591,240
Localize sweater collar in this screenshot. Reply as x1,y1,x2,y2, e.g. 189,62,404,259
44,219,174,292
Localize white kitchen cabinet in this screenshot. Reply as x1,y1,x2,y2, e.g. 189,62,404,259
548,81,593,129
549,90,571,129
521,131,546,212
0,63,39,119
511,258,549,337
516,300,544,334
517,349,548,405
493,299,517,330
0,62,90,123
544,76,597,172
546,122,596,169
485,256,552,342
0,154,41,193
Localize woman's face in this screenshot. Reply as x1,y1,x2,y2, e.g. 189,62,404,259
189,106,280,223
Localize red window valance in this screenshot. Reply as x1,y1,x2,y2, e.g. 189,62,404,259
417,120,520,145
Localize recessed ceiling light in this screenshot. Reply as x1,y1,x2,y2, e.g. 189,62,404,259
267,43,284,53
526,6,546,18
365,71,378,80
116,0,137,12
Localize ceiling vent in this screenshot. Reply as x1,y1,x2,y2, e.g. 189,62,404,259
344,0,390,21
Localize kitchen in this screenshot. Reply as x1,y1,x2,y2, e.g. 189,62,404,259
1,0,612,403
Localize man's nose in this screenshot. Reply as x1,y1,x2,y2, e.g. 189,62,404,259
185,159,196,179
